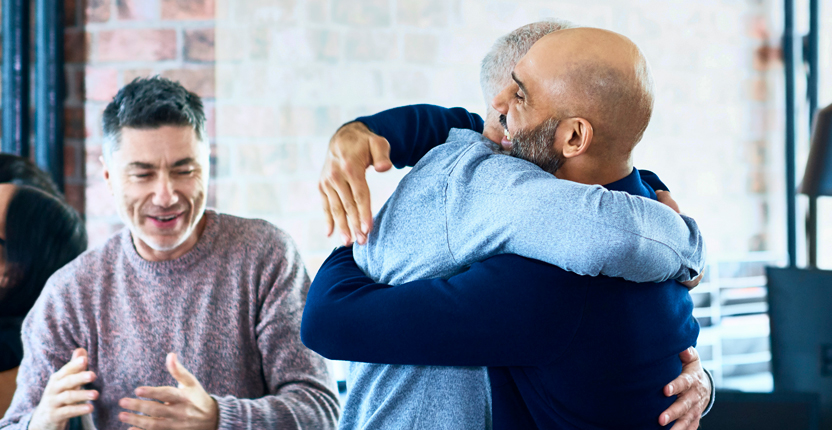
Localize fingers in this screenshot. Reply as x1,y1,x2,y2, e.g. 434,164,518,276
663,371,694,397
323,181,352,245
320,121,384,245
166,353,198,389
120,397,176,419
330,166,366,245
659,390,694,426
50,355,88,384
319,185,334,237
71,348,88,361
368,135,393,172
55,389,98,406
51,403,94,422
667,411,696,430
676,416,701,430
119,411,165,430
350,179,372,243
135,386,185,404
53,371,96,394
680,272,704,290
656,191,681,214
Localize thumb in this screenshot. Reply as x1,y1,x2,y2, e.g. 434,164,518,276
166,353,199,389
72,348,88,360
368,136,393,172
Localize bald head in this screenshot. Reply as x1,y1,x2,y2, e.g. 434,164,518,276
519,28,654,158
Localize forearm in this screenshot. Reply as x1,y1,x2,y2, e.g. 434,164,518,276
213,383,339,430
302,247,580,366
356,104,484,167
448,170,705,283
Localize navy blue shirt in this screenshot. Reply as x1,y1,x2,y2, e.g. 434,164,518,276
302,104,698,429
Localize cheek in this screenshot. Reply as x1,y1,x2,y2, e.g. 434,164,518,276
118,184,148,213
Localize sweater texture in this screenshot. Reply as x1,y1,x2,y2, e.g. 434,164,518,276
0,210,340,430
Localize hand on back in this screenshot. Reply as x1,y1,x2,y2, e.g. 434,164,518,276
659,347,712,430
29,348,98,430
319,121,392,246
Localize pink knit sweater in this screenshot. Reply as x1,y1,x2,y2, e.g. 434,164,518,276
0,211,340,429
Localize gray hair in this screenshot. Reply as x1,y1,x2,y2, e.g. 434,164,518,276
479,18,576,106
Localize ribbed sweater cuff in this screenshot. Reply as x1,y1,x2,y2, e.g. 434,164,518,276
213,395,241,430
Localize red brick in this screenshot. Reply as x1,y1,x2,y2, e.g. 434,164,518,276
64,68,84,103
64,144,77,178
124,69,154,84
85,66,119,101
96,29,177,62
64,31,90,63
64,107,85,139
86,0,111,23
65,0,79,27
63,183,86,215
117,0,157,20
85,103,105,138
161,0,215,20
161,67,215,98
184,28,214,62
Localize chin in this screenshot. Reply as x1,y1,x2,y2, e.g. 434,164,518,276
139,232,189,252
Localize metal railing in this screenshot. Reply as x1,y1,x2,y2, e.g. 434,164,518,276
694,252,784,392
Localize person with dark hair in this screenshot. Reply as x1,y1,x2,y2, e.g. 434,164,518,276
0,154,62,197
0,77,340,430
0,184,87,417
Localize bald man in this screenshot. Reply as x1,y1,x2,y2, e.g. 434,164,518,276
303,27,710,429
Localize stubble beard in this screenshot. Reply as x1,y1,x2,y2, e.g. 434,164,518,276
504,115,566,175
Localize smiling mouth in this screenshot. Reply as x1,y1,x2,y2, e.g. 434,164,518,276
147,213,181,223
499,114,512,142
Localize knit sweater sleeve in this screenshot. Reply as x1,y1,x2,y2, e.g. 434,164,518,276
212,231,340,430
0,266,87,430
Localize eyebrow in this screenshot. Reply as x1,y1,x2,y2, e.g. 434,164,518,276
172,158,196,168
512,71,529,96
126,158,196,170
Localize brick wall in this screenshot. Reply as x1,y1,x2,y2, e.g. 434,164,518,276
72,0,817,271
213,0,788,275
82,0,217,246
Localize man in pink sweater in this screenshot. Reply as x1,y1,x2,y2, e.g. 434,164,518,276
0,77,340,430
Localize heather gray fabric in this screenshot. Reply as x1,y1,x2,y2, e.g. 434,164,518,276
342,128,705,430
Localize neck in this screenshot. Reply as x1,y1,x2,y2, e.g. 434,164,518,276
133,215,207,262
555,156,633,186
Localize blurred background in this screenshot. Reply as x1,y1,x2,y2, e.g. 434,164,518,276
2,0,831,427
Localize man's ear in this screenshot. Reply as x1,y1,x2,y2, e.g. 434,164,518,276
555,118,593,159
100,155,114,195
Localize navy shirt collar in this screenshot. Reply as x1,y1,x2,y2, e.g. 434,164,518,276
602,168,657,200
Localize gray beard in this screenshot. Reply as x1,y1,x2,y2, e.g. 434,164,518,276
508,117,565,175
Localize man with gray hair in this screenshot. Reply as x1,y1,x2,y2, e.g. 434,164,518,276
310,22,712,430
1,77,340,430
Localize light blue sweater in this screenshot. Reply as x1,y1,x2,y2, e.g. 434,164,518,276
341,129,705,430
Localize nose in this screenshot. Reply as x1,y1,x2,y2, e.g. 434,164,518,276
151,173,179,208
491,83,516,116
